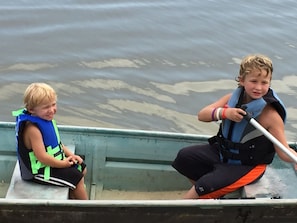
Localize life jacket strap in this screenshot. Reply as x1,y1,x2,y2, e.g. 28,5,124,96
29,144,65,180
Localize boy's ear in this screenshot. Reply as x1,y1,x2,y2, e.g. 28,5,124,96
27,107,34,114
239,78,244,86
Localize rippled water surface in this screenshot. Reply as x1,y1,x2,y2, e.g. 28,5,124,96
0,0,297,141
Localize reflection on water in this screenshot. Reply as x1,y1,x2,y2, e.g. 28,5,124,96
80,59,143,69
73,79,176,103
0,63,56,72
151,80,235,94
1,72,296,141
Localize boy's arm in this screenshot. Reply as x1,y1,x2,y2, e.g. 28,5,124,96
260,105,297,163
197,94,231,122
62,144,74,157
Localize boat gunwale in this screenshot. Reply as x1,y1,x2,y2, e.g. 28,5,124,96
1,122,296,146
0,121,214,140
1,198,297,207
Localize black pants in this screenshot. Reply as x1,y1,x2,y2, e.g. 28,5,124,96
172,144,266,198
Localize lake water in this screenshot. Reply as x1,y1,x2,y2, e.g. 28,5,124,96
0,0,297,141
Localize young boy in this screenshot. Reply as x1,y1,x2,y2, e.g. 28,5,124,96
172,54,297,199
13,82,88,200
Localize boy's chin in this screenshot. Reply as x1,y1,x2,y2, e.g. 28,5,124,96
40,117,54,121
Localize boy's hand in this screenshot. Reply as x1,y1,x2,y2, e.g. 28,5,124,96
72,154,83,164
64,156,76,167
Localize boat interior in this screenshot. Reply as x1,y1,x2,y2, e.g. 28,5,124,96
1,122,297,200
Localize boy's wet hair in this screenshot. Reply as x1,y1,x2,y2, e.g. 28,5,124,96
23,83,57,110
236,54,273,84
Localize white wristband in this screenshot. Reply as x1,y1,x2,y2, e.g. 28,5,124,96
216,108,222,121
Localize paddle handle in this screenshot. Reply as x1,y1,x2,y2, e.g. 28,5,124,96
244,114,297,164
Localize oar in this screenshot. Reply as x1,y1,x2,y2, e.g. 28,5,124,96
243,112,297,164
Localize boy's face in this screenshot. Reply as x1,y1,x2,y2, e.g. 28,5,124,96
240,68,271,102
29,100,57,121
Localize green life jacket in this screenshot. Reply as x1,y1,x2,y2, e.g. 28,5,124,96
12,109,65,180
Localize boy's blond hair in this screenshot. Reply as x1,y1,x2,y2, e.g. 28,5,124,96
236,54,273,85
23,83,57,110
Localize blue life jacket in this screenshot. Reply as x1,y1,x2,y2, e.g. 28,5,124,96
208,87,286,165
12,109,65,180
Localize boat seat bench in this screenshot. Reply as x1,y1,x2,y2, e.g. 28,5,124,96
5,145,75,200
242,165,280,199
